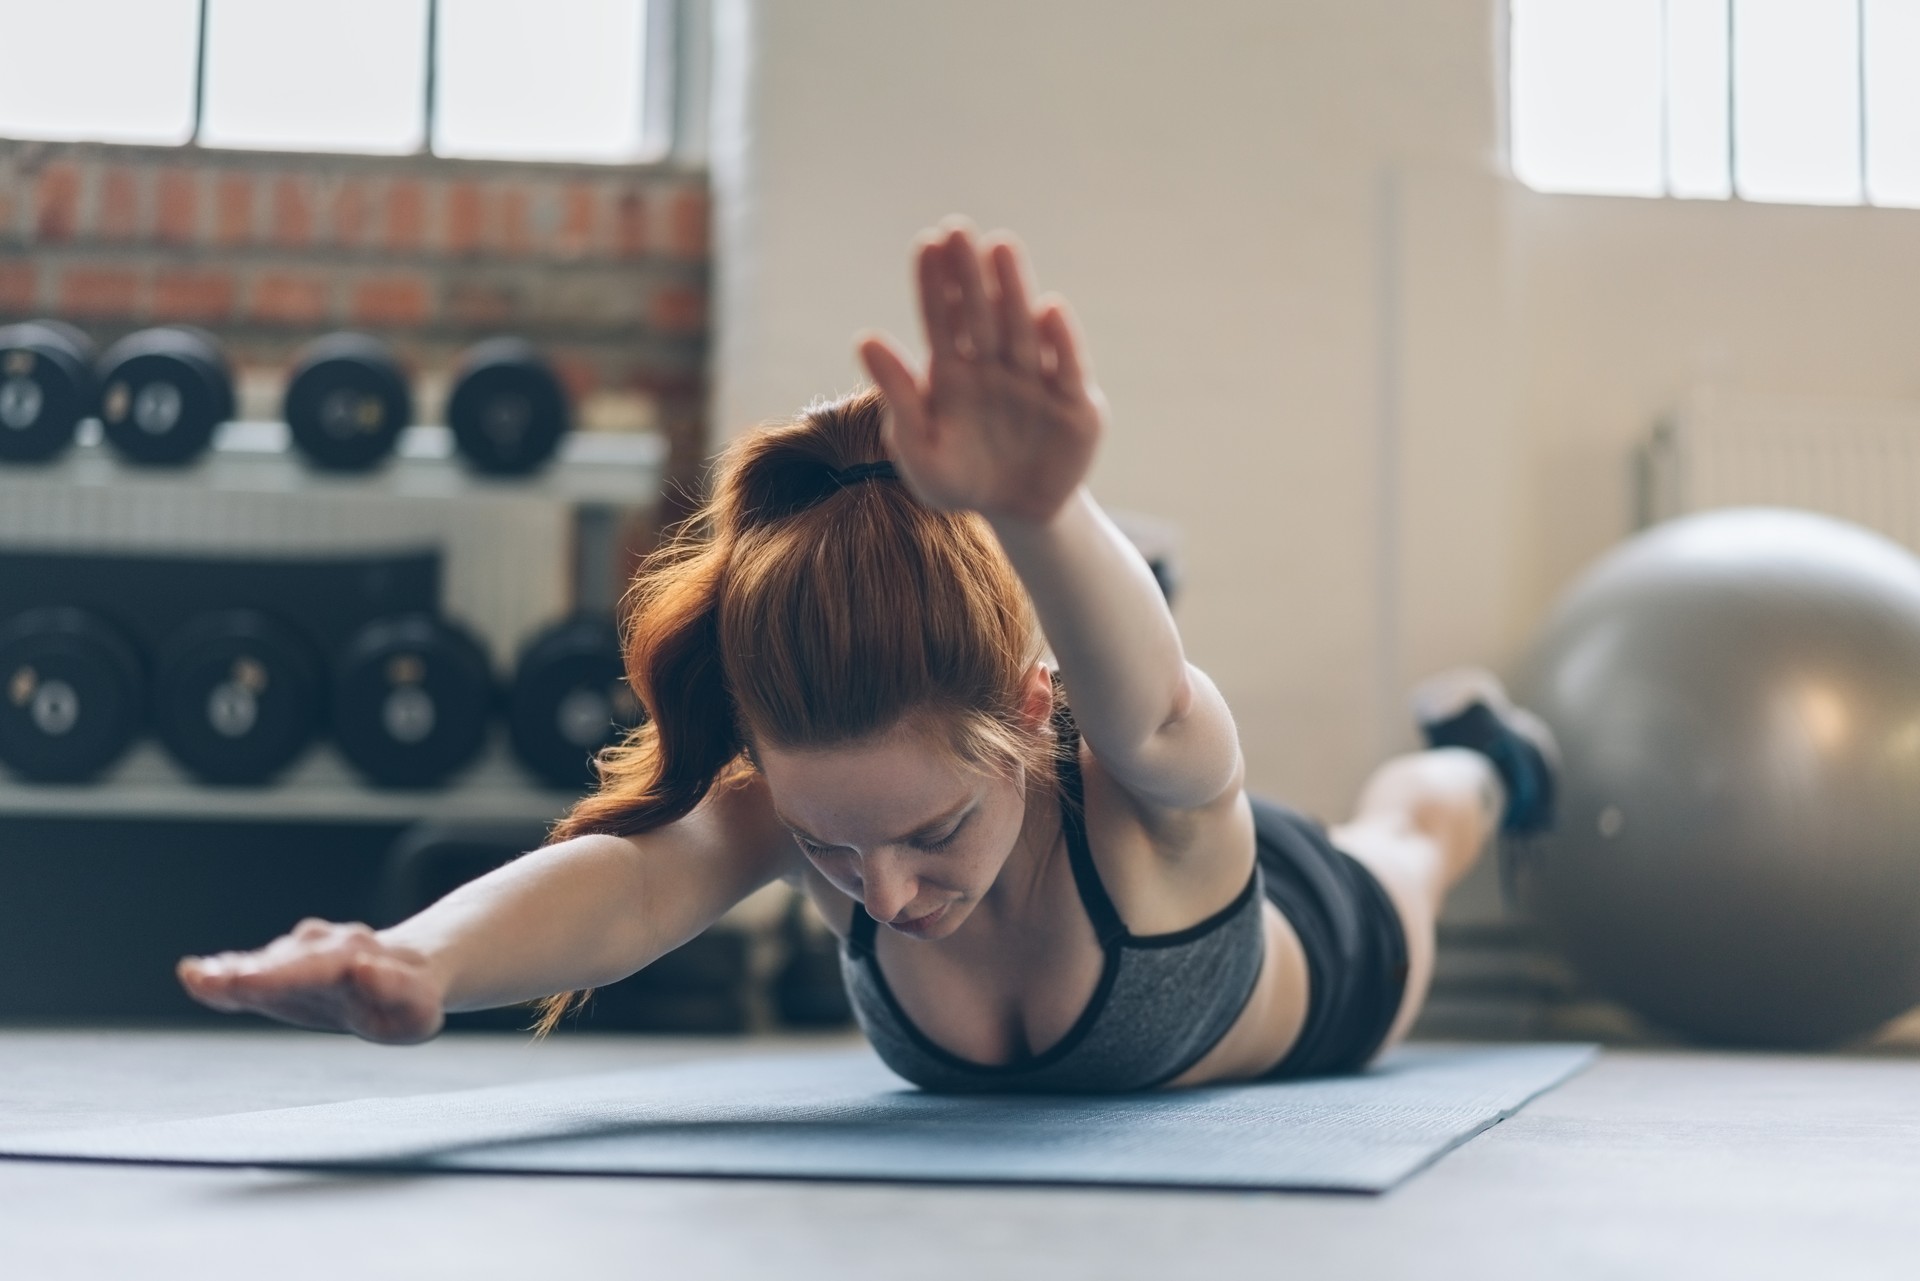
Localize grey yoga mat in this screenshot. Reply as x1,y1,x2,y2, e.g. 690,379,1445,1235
0,1042,1596,1194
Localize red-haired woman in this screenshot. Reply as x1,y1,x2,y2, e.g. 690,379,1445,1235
180,224,1556,1091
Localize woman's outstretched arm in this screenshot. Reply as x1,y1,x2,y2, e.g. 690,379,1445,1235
857,222,1240,813
177,776,795,1042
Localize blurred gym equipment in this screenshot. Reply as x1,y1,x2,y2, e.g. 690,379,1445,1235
332,613,494,789
283,332,414,473
97,327,236,467
1516,507,1920,1047
152,609,324,786
507,614,639,790
0,606,146,783
0,320,96,464
446,337,572,476
375,820,767,1033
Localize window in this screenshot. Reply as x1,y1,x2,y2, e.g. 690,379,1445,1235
0,0,676,164
1511,0,1920,208
0,0,202,146
200,0,431,155
435,0,658,163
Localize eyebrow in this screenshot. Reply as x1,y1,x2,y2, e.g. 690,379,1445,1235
778,799,974,848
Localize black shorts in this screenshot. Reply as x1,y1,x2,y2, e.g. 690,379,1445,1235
1250,796,1411,1079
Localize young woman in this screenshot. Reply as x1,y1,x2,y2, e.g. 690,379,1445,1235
178,223,1557,1092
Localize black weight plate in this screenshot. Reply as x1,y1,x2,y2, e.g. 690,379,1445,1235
284,332,412,472
446,338,571,476
150,324,237,423
0,321,96,463
507,614,641,789
27,319,98,363
153,609,322,785
97,328,233,467
0,606,145,783
333,614,494,788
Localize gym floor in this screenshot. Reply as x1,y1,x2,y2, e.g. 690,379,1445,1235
6,1027,1918,1280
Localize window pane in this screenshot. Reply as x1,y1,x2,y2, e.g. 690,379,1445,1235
200,0,428,154
1511,0,1665,197
1865,0,1920,207
1666,0,1732,198
1733,0,1861,204
0,0,199,145
434,0,650,163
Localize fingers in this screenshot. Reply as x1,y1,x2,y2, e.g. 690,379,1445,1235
856,333,931,445
176,921,378,1016
988,238,1041,372
915,237,961,361
1035,293,1090,395
939,224,999,361
178,943,431,1042
178,955,247,1011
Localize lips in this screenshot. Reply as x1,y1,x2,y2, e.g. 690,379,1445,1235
888,903,947,934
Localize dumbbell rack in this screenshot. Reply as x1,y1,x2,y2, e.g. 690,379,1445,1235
0,419,664,825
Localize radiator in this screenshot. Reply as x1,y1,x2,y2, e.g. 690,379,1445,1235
1640,392,1920,547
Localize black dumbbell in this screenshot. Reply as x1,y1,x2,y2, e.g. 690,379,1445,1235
332,614,494,788
507,614,642,789
0,606,145,783
0,320,96,463
445,338,571,476
284,332,413,473
152,609,323,786
97,326,236,467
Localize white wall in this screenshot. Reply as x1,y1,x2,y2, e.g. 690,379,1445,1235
710,0,1520,816
709,0,1920,817
1510,192,1920,617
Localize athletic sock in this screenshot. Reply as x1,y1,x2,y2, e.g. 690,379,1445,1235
1410,668,1560,836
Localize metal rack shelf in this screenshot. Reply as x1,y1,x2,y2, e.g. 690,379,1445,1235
0,737,582,826
0,425,663,827
0,419,666,508
0,420,666,666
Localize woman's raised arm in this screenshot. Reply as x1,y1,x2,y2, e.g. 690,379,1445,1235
856,222,1241,813
177,775,796,1043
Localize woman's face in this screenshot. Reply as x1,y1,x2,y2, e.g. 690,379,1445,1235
755,715,1032,942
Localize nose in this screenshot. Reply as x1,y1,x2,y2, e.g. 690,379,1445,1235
858,851,919,924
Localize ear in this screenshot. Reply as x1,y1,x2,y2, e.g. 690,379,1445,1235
1016,661,1054,733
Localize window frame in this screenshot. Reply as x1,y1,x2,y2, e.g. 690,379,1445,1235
1507,0,1916,209
0,0,701,171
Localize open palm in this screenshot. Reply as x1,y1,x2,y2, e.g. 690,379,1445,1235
177,918,445,1044
857,224,1105,524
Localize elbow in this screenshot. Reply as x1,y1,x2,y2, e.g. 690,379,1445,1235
1128,689,1243,812
1157,667,1197,735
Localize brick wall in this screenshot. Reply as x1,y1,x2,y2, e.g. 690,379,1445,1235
0,140,709,483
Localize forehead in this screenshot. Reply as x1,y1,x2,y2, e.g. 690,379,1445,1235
755,719,974,837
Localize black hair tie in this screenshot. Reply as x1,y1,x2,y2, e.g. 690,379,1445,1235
831,460,898,487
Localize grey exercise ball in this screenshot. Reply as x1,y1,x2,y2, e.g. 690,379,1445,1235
1514,507,1920,1047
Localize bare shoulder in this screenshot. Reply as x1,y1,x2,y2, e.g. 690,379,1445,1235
608,770,808,914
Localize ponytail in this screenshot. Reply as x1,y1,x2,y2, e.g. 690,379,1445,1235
528,539,749,1036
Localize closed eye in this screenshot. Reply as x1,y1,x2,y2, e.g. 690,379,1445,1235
912,816,967,854
793,814,967,858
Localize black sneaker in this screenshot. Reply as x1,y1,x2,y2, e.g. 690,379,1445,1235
1411,667,1560,836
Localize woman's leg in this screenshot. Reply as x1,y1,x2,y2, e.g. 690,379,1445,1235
1326,747,1504,1056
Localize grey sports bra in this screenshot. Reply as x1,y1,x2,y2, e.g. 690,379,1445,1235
839,696,1266,1093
